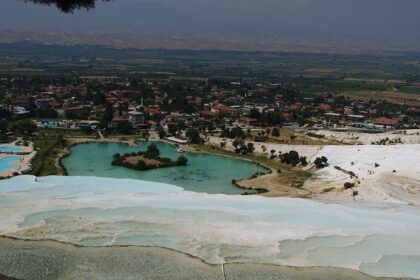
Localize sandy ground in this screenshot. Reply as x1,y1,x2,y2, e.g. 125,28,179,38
0,236,393,280
0,141,36,178
235,169,311,198
207,135,420,204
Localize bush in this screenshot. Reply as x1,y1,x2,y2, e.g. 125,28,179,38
254,135,268,142
8,119,37,135
279,150,300,166
221,126,244,139
314,156,328,168
186,128,201,144
176,155,188,166
134,160,148,170
307,132,325,139
116,121,133,135
271,127,280,137
157,126,166,139
299,156,308,166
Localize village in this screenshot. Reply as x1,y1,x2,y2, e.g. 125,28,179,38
1,76,419,141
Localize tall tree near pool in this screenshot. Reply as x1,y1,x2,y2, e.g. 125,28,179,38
186,128,201,144
9,120,37,136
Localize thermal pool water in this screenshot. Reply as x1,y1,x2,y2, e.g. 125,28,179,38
0,175,419,279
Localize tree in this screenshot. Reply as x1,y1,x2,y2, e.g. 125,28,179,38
299,156,308,166
186,128,201,144
177,120,186,132
168,125,178,135
101,103,114,128
0,108,11,119
146,143,160,158
116,121,133,135
25,0,111,13
134,160,147,170
314,156,328,168
176,155,188,166
80,125,93,134
156,126,166,139
246,143,255,154
221,126,244,139
288,150,300,166
9,120,37,135
271,127,280,137
280,150,300,166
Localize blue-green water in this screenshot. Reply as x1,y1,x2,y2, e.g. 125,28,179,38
0,156,21,172
62,141,266,194
0,146,23,153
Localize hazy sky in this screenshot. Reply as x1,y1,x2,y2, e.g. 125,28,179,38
1,0,420,45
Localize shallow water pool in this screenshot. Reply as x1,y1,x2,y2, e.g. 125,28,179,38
0,156,21,172
62,141,266,194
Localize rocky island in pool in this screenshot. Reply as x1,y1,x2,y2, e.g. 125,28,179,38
111,143,188,171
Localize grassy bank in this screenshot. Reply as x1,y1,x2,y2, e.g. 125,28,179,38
192,144,312,189
30,139,68,176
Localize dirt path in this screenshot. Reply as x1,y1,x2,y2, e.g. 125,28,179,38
236,170,312,198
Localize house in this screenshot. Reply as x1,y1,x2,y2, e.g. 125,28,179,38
64,105,90,118
111,90,141,99
318,103,331,111
346,114,365,122
290,103,303,111
110,117,129,129
238,116,257,127
324,112,341,121
34,99,52,110
10,106,30,117
408,107,420,116
128,110,145,129
200,110,218,119
78,120,100,130
373,117,399,129
211,104,235,116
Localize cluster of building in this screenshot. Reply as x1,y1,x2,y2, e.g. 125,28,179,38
0,78,419,133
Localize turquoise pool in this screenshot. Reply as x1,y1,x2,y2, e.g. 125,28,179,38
0,146,23,153
62,141,266,194
0,156,21,172
37,121,65,128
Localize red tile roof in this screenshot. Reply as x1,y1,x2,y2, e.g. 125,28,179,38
374,117,399,126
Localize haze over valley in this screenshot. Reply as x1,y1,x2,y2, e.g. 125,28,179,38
1,0,420,53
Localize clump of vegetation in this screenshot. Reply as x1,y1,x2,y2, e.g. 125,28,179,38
307,132,325,139
232,138,254,155
371,137,403,145
314,156,329,168
279,150,308,167
186,128,202,144
271,127,280,137
221,126,244,139
249,171,266,179
156,126,166,139
254,135,268,142
344,182,355,190
8,120,37,135
112,143,188,171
